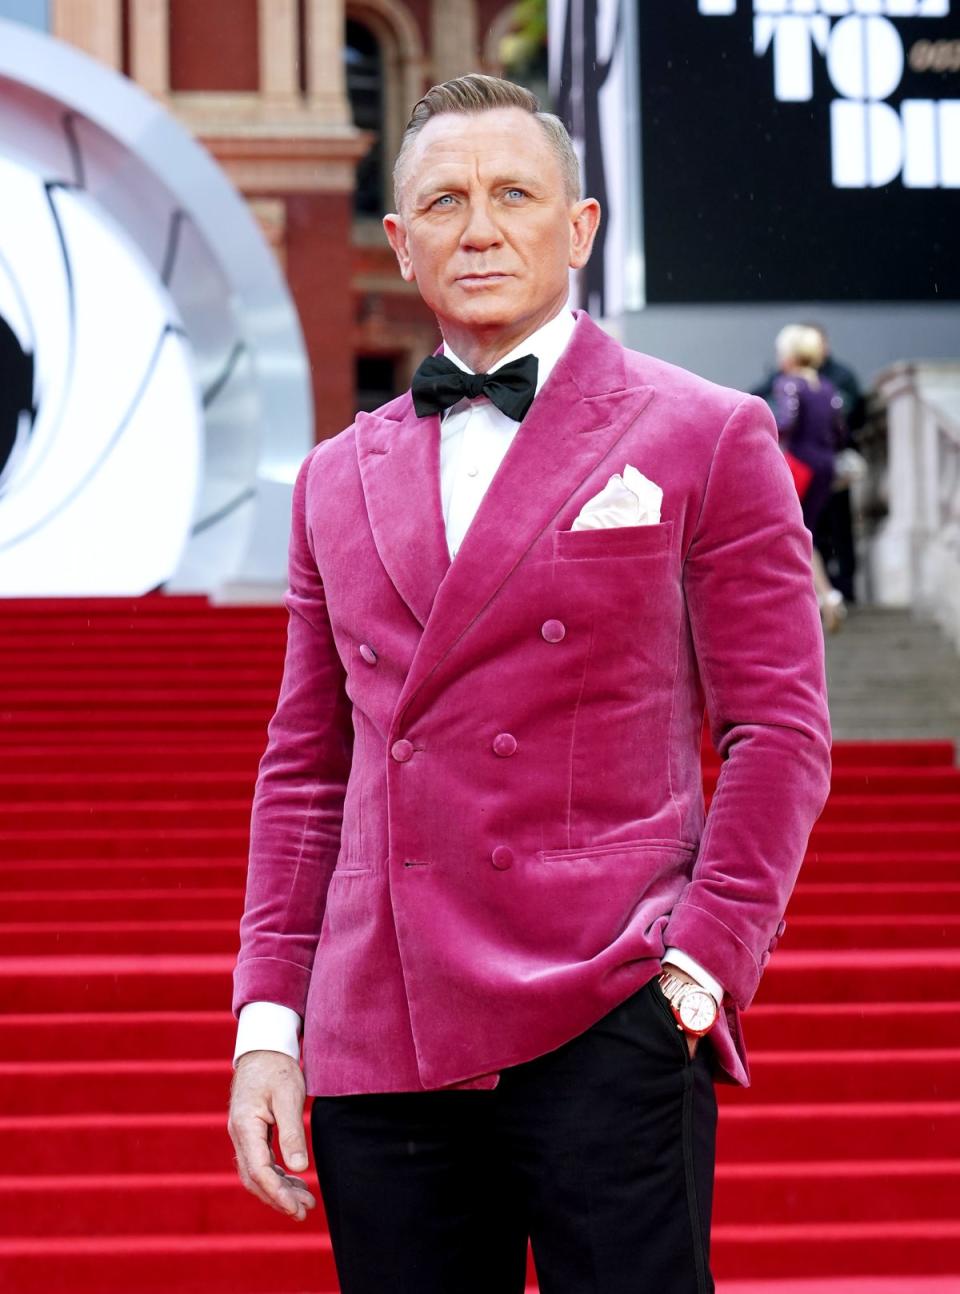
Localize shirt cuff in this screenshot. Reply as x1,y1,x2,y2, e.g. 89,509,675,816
661,947,725,1006
233,1001,302,1068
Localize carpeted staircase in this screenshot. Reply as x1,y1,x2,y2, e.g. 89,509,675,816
1,596,958,1293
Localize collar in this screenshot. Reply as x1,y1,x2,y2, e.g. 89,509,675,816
442,308,577,404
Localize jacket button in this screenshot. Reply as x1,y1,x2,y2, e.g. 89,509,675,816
541,619,566,643
492,732,518,757
391,739,414,762
359,643,378,665
776,919,787,938
491,845,514,870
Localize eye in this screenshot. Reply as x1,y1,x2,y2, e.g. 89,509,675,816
504,188,527,201
432,194,456,208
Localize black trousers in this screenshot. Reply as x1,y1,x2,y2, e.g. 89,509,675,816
814,486,857,603
310,977,718,1294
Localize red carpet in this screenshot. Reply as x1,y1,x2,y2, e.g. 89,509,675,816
1,595,958,1293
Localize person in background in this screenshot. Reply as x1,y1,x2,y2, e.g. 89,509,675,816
754,324,864,606
805,323,864,606
770,324,848,633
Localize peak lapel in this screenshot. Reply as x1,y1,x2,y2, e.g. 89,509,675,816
394,315,656,723
356,403,450,628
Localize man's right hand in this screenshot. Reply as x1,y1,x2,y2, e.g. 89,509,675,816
228,1050,317,1222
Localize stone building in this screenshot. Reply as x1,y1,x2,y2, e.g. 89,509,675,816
47,0,528,440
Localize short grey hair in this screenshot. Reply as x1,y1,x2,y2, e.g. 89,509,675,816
392,73,581,209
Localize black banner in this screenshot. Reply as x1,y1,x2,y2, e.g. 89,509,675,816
639,1,960,302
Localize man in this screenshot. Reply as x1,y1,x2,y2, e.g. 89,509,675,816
229,75,832,1294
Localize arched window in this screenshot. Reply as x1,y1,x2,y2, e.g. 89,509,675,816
345,19,384,216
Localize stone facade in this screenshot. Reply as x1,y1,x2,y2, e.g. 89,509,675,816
50,0,518,441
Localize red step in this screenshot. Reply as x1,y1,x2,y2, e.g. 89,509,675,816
0,712,273,734
1,803,253,831
0,859,245,892
714,1159,960,1225
0,921,241,956
0,744,263,774
0,1232,337,1294
741,1002,960,1050
5,688,279,709
777,914,960,949
753,949,960,1004
3,889,243,923
0,773,257,802
0,826,249,858
797,852,960,884
808,823,960,850
817,794,960,822
0,955,233,1012
716,1101,960,1163
710,1221,960,1280
786,881,960,916
0,1171,328,1238
0,1012,237,1063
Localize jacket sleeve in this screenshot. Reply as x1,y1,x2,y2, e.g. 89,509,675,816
231,445,354,1021
663,394,832,1010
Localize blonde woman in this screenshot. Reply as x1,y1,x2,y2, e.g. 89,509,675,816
772,324,848,632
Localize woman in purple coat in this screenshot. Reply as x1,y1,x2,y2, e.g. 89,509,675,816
772,325,848,632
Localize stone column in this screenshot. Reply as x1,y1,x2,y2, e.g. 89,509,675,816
431,0,478,85
303,0,351,127
51,0,122,70
258,0,299,110
128,0,169,99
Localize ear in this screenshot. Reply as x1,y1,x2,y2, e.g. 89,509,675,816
383,213,416,283
568,199,601,271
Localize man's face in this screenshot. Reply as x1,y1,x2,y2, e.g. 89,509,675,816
384,108,599,344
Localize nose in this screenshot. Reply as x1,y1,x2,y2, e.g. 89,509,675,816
459,197,502,252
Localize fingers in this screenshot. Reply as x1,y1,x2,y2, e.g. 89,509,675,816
237,1113,315,1219
273,1077,311,1174
228,1053,318,1221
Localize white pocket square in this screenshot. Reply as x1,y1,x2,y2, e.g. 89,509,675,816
571,464,663,530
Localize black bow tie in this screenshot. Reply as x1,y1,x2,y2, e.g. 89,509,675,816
411,353,539,422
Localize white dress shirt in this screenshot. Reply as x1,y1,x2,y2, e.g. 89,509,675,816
233,309,723,1068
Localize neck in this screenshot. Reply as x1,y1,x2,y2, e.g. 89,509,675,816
440,300,568,373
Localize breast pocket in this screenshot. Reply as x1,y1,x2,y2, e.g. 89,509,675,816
553,519,674,562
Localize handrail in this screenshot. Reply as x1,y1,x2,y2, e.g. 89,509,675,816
873,361,960,444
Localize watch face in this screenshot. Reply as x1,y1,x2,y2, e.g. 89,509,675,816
678,989,716,1034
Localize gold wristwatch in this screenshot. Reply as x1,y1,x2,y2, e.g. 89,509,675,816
657,970,719,1038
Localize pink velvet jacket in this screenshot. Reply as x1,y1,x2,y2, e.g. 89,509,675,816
231,312,832,1094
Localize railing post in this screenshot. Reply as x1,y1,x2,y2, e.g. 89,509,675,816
871,364,920,607
870,362,960,652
